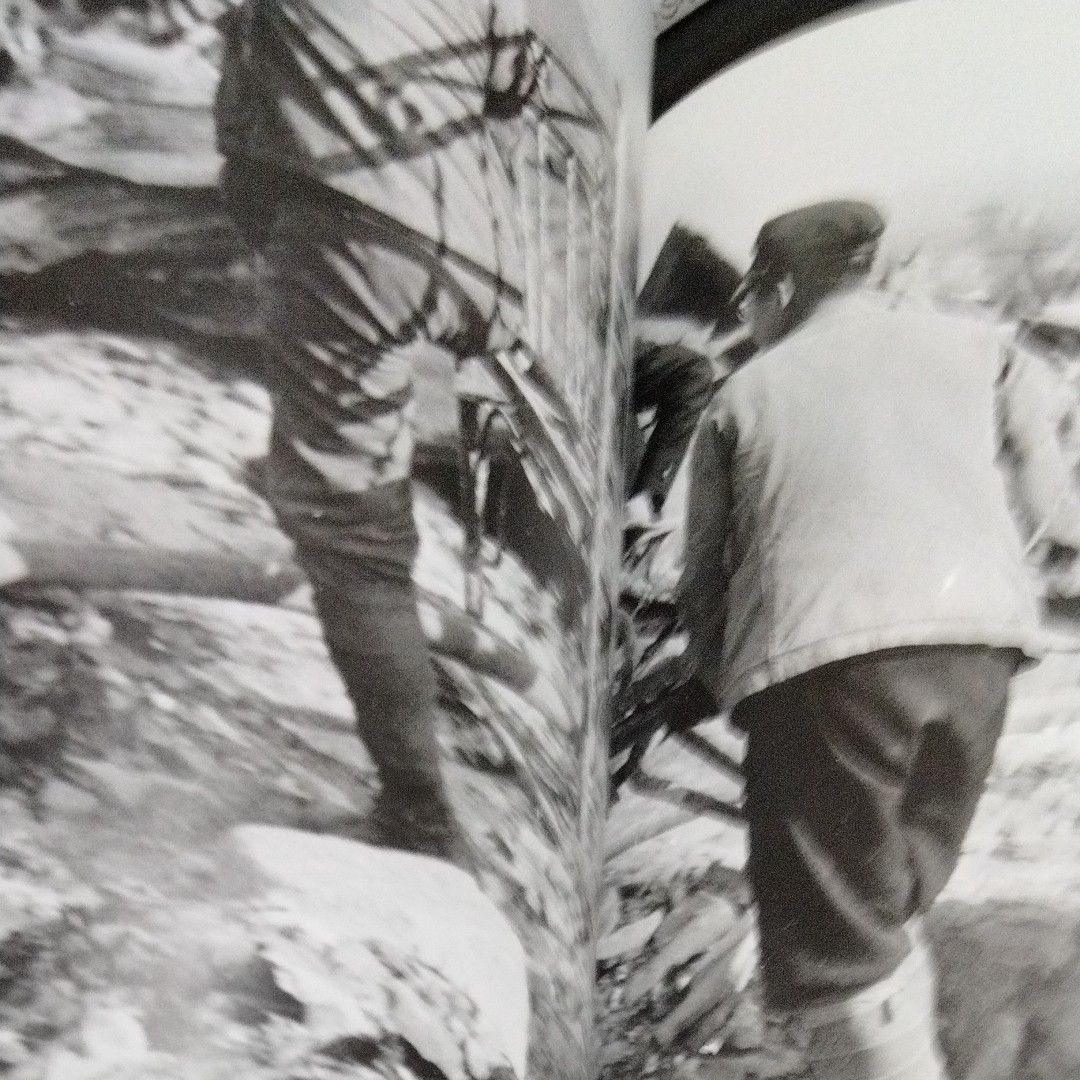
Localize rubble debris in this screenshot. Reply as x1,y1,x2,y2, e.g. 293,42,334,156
224,825,530,1080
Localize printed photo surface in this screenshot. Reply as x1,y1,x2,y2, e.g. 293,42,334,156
605,2,1080,1076
0,2,651,1078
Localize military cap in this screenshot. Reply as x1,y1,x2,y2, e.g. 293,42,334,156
731,199,885,303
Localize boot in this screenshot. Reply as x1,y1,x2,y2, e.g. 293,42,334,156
299,772,478,876
365,775,478,873
777,925,947,1079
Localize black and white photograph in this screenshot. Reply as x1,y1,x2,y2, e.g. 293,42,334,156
0,1,651,1078
602,2,1080,1078
5,0,1080,1078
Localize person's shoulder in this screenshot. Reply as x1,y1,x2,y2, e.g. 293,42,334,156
713,348,764,396
706,348,777,431
828,293,1012,372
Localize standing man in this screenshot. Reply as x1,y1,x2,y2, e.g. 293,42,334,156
625,224,749,529
213,0,543,867
677,199,1080,1078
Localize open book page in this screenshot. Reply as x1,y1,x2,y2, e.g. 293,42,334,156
0,2,650,1077
8,2,1080,1078
604,1,1080,1077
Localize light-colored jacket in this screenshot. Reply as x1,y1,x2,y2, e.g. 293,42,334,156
678,289,1080,710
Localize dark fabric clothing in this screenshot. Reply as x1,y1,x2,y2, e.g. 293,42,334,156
248,175,524,596
220,77,528,842
310,572,442,783
237,176,476,813
250,187,462,843
626,339,715,510
254,170,518,404
734,643,1021,1010
215,0,621,886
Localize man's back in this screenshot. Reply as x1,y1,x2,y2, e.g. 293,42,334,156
679,201,1052,1079
706,289,1042,705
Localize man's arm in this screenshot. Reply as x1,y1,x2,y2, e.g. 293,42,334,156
675,401,735,670
630,339,717,513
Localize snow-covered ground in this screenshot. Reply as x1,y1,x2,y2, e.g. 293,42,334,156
0,318,603,1080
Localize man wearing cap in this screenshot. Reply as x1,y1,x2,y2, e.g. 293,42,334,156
677,199,1080,1078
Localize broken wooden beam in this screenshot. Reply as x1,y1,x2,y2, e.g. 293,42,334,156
2,538,539,690
7,538,305,604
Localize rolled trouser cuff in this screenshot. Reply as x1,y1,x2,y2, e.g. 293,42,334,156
783,926,946,1080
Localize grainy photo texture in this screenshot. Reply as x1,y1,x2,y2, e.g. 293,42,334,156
602,2,1080,1077
0,1,651,1078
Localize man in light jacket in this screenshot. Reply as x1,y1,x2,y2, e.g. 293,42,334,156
677,199,1080,1079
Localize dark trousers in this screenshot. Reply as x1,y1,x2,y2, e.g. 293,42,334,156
256,186,441,799
228,166,515,837
733,644,1021,1010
